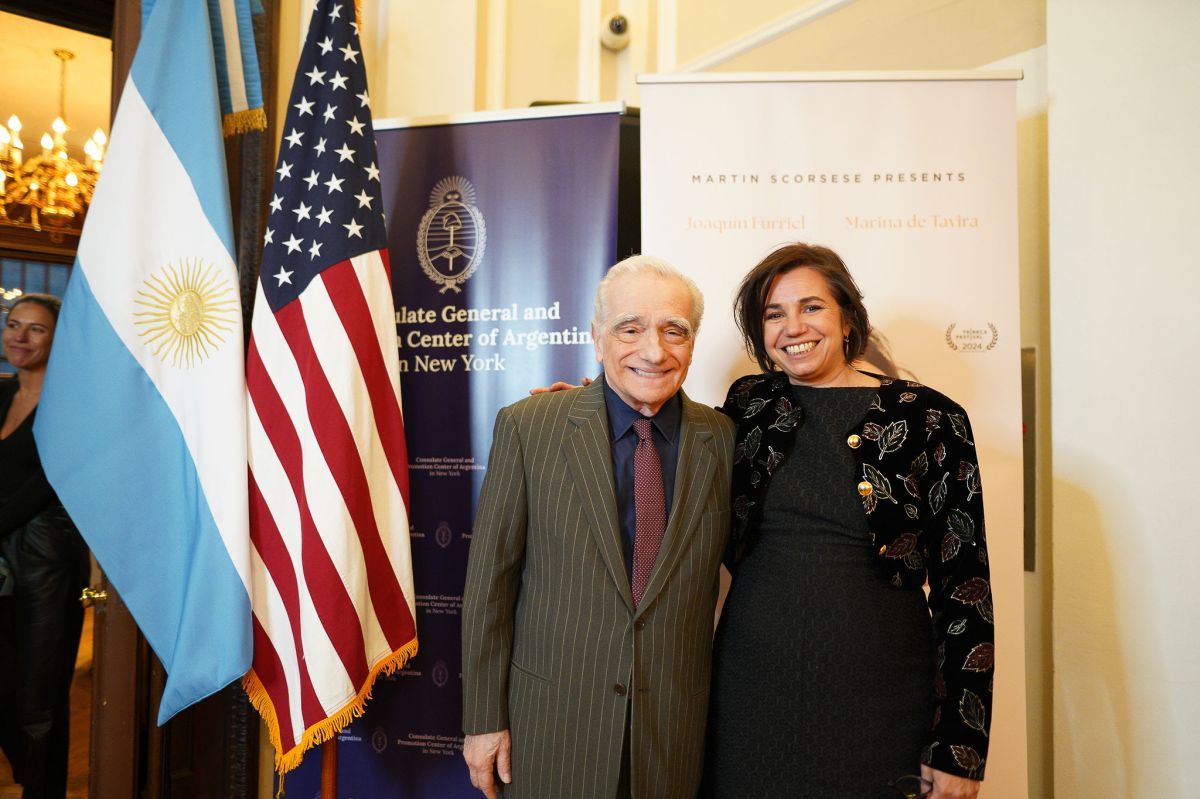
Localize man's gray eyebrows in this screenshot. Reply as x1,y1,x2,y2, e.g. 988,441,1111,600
666,316,694,333
609,313,642,327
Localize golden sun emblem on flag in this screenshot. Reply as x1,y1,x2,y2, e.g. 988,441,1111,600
134,258,239,367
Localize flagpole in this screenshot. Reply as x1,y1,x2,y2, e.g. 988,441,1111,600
321,740,338,798
321,20,358,799
322,0,352,783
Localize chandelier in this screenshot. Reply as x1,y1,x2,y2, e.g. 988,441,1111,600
0,49,108,234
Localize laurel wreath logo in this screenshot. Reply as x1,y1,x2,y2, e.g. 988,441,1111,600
945,322,999,353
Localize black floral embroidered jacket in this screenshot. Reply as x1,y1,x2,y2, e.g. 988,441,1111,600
722,371,994,780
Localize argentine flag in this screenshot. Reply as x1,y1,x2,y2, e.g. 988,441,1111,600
34,0,250,722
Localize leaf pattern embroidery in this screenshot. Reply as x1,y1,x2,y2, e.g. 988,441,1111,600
976,597,994,624
861,422,884,441
934,441,947,466
958,691,988,736
763,446,784,475
947,618,968,635
951,745,984,775
925,408,943,439
898,450,929,498
733,495,753,519
886,532,918,559
862,463,898,505
904,503,919,519
941,531,961,562
963,643,994,673
957,460,981,500
743,397,769,418
877,420,908,459
929,472,949,515
947,508,976,542
951,577,991,605
900,391,917,402
870,394,884,413
743,426,762,460
769,406,804,432
732,377,763,409
948,412,974,444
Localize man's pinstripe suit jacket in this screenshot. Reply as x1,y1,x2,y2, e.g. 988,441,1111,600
462,376,734,798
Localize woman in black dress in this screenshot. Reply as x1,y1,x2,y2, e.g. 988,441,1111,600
704,244,994,799
0,294,90,799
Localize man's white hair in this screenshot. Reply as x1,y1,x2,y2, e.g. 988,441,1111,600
592,254,705,332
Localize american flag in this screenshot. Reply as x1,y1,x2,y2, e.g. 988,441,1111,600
243,0,418,773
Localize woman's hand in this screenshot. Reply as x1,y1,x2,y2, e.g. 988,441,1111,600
528,376,591,395
921,764,981,799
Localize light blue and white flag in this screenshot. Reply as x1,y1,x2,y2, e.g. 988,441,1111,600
143,0,266,134
35,0,250,723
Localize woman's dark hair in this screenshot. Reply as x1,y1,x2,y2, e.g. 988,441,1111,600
8,293,62,322
733,243,871,374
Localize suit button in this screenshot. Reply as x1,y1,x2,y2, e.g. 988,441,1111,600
847,434,862,449
858,480,874,497
634,619,646,631
879,545,888,556
613,683,627,696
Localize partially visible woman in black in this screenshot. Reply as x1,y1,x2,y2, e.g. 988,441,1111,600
703,244,994,799
0,293,89,799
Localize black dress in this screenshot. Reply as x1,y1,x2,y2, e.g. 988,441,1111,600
704,385,934,799
0,379,89,799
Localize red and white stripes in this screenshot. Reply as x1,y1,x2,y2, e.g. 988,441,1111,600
245,251,417,771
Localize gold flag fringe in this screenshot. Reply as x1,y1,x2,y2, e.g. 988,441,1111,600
223,107,268,136
244,635,419,776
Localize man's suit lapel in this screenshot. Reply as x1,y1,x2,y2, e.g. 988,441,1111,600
564,377,634,612
637,395,717,615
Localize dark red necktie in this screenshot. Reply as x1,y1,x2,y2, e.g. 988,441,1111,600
631,418,666,607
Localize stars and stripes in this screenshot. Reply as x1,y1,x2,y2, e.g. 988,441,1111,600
243,0,418,774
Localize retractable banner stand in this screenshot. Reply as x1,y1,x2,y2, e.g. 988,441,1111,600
639,74,1028,798
284,104,623,798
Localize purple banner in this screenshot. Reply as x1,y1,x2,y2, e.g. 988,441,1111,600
283,109,622,798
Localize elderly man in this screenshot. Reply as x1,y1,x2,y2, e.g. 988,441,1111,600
461,255,734,799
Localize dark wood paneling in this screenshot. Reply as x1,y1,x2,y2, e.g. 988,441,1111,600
88,580,142,799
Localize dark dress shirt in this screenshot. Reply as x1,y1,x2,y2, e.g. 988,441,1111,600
603,382,681,580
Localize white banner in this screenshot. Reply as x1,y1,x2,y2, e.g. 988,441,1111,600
641,73,1027,797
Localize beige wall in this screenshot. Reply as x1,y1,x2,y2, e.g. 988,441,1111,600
687,0,1044,72
1048,1,1200,796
